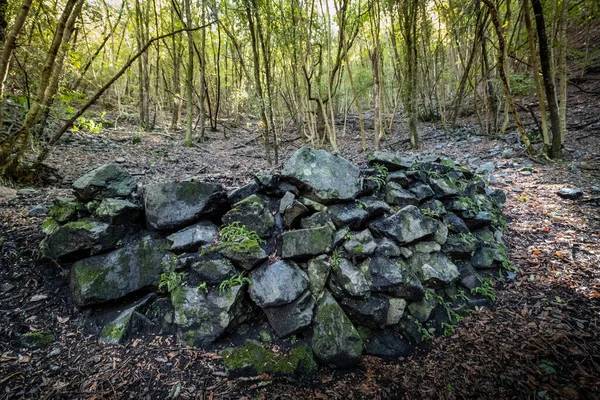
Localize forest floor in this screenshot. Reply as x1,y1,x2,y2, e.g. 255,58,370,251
1,73,600,399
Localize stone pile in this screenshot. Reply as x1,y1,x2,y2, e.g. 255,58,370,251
40,147,508,380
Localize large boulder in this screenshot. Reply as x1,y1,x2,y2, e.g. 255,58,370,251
144,181,226,231
73,164,137,202
249,260,309,307
281,226,333,259
172,285,250,346
282,147,361,203
222,194,275,238
167,221,219,252
40,220,125,262
70,235,168,306
370,205,438,245
311,292,363,368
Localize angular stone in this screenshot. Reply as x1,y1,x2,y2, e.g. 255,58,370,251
249,260,309,307
167,221,219,252
307,255,331,298
412,241,441,253
429,178,459,198
370,205,438,245
386,298,407,326
385,182,418,206
282,147,361,203
312,292,363,368
442,233,477,258
358,197,391,218
222,194,274,239
48,197,87,223
343,229,377,258
228,180,260,204
300,211,335,229
475,162,495,174
218,244,268,271
28,204,49,217
362,256,424,300
279,194,309,228
386,172,409,186
73,164,136,202
378,238,402,257
368,151,414,171
331,259,370,298
363,329,411,358
263,291,315,337
408,252,460,288
191,256,236,284
340,295,389,329
172,285,250,346
421,200,446,216
434,221,449,245
327,203,368,229
443,213,469,233
281,226,333,259
464,211,493,229
70,235,168,306
95,198,142,225
144,181,226,231
407,293,438,322
100,294,156,344
40,220,124,262
298,197,328,212
409,184,435,202
557,188,583,200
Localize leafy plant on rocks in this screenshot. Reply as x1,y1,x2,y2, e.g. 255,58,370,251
471,277,497,302
330,250,342,269
407,315,434,341
201,222,265,256
159,271,186,293
219,273,251,292
421,207,441,218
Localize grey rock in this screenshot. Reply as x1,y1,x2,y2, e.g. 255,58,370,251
341,295,389,329
298,197,328,212
173,285,250,346
73,164,136,201
429,178,459,198
191,256,236,284
281,226,333,259
358,197,391,218
407,293,438,322
144,181,226,231
386,298,407,326
48,197,87,223
387,172,409,186
408,252,460,288
363,329,411,358
343,229,377,258
167,221,219,252
311,292,363,368
282,147,361,203
331,259,370,298
409,184,435,202
95,198,142,225
362,256,424,300
222,194,275,239
370,205,438,245
327,203,368,229
218,244,268,271
502,149,515,159
249,260,308,307
40,220,125,262
28,204,49,217
412,241,441,253
100,294,156,344
475,162,495,174
378,238,402,257
300,211,335,229
263,291,315,337
281,198,309,228
368,151,414,171
434,221,449,245
70,235,168,306
307,255,331,298
443,213,469,233
442,233,477,258
385,182,418,206
228,181,260,204
557,187,583,200
16,188,38,196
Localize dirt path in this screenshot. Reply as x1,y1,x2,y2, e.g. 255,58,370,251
1,78,600,399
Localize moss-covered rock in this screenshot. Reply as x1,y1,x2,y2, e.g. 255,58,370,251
48,197,87,223
311,292,363,368
20,331,53,349
222,194,275,238
70,235,168,306
281,226,333,259
222,341,317,382
100,294,156,344
95,198,142,225
73,164,137,202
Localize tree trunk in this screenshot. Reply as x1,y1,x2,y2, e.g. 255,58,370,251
183,0,194,147
556,0,568,143
531,0,562,158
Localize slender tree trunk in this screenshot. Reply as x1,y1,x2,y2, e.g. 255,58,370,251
0,0,33,126
556,0,568,143
482,0,533,153
183,0,194,147
523,0,550,151
531,0,562,158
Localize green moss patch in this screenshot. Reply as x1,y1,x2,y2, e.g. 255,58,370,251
21,331,54,349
